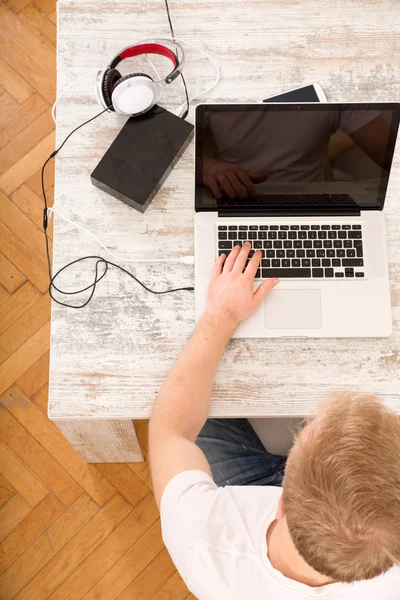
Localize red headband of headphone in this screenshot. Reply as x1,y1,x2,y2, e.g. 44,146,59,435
110,43,178,69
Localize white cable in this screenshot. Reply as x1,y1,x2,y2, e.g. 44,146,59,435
173,38,220,114
47,207,194,265
52,70,100,124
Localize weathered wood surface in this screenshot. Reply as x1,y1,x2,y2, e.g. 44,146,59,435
50,0,400,424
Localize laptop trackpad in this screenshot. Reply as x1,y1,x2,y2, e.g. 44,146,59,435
264,289,322,329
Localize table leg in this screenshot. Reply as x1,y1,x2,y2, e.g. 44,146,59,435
53,418,144,463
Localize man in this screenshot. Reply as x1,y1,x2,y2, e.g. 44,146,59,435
149,243,400,599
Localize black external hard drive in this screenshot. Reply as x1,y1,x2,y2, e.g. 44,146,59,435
91,105,194,213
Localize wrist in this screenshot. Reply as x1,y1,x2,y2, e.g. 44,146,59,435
202,309,237,339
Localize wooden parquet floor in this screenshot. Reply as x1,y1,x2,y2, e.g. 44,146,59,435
0,1,194,598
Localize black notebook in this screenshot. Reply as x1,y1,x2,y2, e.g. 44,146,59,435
91,105,194,213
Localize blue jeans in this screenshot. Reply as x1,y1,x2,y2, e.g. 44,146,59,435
196,419,287,487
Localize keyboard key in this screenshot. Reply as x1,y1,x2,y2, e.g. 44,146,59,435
228,232,237,240
345,268,355,277
256,269,261,278
218,226,227,230
343,240,352,248
218,232,227,240
318,231,327,239
327,250,335,258
258,231,267,239
328,231,337,239
348,231,362,239
274,240,283,248
260,225,268,230
325,268,334,277
292,259,301,267
346,249,356,257
335,272,344,277
236,241,243,247
284,240,292,249
355,272,364,277
290,225,299,230
304,240,312,248
262,259,271,267
272,259,280,267
311,225,320,230
322,259,330,267
314,240,322,248
306,249,315,258
254,240,262,249
277,250,285,258
333,240,342,248
312,268,324,277
332,259,341,267
338,231,347,239
229,225,238,230
321,225,330,230
342,225,351,230
280,225,289,230
337,249,345,257
249,231,257,239
219,241,232,249
278,231,287,239
332,225,340,230
239,225,248,230
308,231,317,239
356,245,363,257
352,225,362,229
282,259,291,267
238,231,247,239
270,225,279,230
323,240,333,248
288,231,297,239
298,231,307,239
294,240,302,248
342,259,364,267
287,250,295,258
264,240,272,248
268,231,277,239
296,250,305,258
266,250,275,258
262,268,311,278
312,259,321,267
302,259,311,267
300,225,310,230
249,225,258,230
317,250,325,257
218,250,226,256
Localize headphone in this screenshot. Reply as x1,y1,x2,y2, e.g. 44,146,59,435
95,38,185,117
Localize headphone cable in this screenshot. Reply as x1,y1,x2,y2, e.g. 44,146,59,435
164,0,189,120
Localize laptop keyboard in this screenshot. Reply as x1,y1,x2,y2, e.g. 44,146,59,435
217,223,365,279
217,193,356,208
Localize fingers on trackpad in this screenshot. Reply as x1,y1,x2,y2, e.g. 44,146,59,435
264,289,322,329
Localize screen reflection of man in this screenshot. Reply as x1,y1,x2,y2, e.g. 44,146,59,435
201,110,390,200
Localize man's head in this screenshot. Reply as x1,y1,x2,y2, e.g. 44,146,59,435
281,393,400,583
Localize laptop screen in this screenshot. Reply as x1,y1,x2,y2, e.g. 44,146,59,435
195,103,400,212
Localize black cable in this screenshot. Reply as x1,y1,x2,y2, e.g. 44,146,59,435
42,109,193,309
164,0,189,120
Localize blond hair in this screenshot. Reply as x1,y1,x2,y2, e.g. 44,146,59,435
283,393,400,583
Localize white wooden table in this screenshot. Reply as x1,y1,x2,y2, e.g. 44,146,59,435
50,0,400,463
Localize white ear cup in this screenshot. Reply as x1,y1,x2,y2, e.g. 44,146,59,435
111,74,159,116
95,69,110,110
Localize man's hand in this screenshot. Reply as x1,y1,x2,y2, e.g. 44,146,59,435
203,158,268,200
205,242,279,330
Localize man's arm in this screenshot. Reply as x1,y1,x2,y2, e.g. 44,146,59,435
149,243,279,507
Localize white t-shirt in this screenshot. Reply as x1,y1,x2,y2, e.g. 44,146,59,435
161,470,400,599
204,110,378,182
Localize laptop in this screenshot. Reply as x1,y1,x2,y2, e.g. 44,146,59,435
194,102,400,338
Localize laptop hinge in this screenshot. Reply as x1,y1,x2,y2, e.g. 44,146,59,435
218,208,361,218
